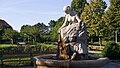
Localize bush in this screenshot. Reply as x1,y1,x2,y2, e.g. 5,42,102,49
102,42,120,60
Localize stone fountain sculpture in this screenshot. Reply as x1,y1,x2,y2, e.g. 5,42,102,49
57,6,88,60
33,6,113,68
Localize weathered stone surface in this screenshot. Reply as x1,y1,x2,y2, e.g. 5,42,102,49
34,54,113,68
58,6,88,60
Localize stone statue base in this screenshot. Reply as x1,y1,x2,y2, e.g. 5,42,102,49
33,54,114,68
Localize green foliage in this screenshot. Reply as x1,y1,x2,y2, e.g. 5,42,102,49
20,23,50,43
0,21,13,43
71,0,87,16
0,43,56,67
80,0,107,44
102,42,120,60
0,44,17,48
33,23,49,42
2,28,19,44
0,20,12,36
34,23,49,34
48,20,56,29
81,0,107,37
0,43,56,55
103,0,120,41
50,17,65,41
20,25,39,43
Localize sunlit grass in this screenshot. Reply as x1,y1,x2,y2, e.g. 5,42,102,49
92,41,120,46
36,43,57,48
0,44,17,48
0,57,32,67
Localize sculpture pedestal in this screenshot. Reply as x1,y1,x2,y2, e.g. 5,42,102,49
33,54,112,68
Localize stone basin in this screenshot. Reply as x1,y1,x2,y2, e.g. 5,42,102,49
33,54,118,68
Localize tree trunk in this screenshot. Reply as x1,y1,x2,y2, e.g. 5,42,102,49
33,38,35,44
91,37,93,43
10,39,13,44
115,31,117,43
99,37,102,49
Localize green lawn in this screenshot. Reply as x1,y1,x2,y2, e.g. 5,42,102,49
0,57,32,67
0,44,17,48
36,43,57,48
0,43,56,48
92,41,120,46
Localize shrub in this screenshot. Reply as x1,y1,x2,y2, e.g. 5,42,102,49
102,42,120,60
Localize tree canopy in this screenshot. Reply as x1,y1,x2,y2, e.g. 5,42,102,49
103,0,120,41
1,0,120,44
71,0,87,16
3,28,19,44
20,25,39,43
50,17,65,41
81,0,107,42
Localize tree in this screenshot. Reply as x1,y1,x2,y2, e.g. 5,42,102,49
20,25,39,43
34,23,49,34
34,23,49,42
50,17,65,41
48,20,56,30
103,0,120,41
0,20,12,43
71,0,87,16
3,28,19,44
81,0,107,44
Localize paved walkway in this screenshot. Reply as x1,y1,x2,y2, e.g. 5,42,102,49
89,51,102,54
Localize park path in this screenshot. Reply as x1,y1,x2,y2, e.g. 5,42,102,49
89,51,102,54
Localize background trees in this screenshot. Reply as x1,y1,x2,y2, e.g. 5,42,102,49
3,28,19,44
103,0,120,42
33,23,49,42
48,20,57,30
20,25,39,44
20,23,50,43
0,0,120,44
50,17,64,41
0,19,13,43
71,0,87,16
81,0,107,43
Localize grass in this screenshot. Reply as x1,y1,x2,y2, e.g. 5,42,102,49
36,43,57,47
0,43,57,67
0,43,56,48
1,61,31,67
89,53,103,57
0,55,34,67
0,44,17,48
92,41,120,46
92,41,109,46
0,57,32,67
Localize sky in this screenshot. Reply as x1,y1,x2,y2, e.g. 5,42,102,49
0,0,110,31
